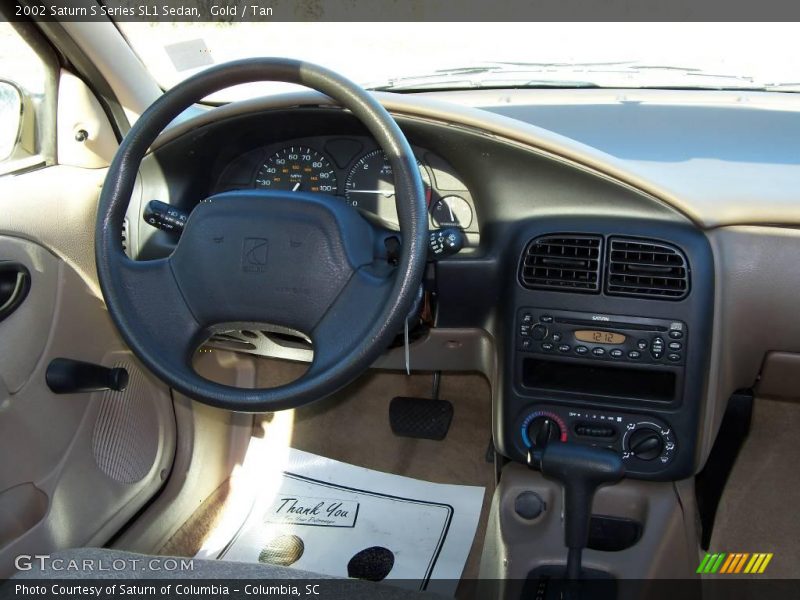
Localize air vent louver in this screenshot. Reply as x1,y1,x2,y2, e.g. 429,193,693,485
606,237,689,300
520,234,602,292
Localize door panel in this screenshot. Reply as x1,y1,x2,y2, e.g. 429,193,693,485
0,229,176,576
0,237,58,394
0,22,177,576
0,172,175,578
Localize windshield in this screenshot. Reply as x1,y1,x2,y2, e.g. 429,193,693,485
115,22,800,100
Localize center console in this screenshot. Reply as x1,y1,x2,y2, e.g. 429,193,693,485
497,217,714,482
514,309,683,477
479,217,713,593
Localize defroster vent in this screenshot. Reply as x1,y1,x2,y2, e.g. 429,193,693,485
606,237,689,300
519,234,602,293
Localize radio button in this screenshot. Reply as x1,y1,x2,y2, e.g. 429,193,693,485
551,333,562,342
609,349,623,358
540,315,554,323
668,341,682,351
522,313,534,325
575,345,589,355
541,342,554,351
592,347,606,356
651,336,665,359
668,329,684,340
636,339,648,350
558,344,571,353
667,353,682,362
628,350,641,359
531,324,548,340
521,339,533,351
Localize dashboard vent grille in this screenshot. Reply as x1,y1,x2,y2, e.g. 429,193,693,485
520,235,602,293
606,237,689,300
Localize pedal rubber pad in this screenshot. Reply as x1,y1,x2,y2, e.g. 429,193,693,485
389,396,454,440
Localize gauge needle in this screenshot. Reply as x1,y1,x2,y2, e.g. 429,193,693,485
347,189,395,198
446,200,455,221
292,182,301,192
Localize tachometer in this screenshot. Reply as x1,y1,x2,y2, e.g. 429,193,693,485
255,146,338,193
344,150,431,223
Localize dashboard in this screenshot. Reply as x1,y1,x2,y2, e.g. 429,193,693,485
132,88,800,483
134,105,708,482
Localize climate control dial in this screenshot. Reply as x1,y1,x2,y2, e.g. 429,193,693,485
626,428,664,460
622,421,676,465
520,411,568,449
527,417,562,448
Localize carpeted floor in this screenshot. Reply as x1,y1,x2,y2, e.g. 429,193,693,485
709,397,800,578
161,479,233,558
162,363,800,585
160,359,495,587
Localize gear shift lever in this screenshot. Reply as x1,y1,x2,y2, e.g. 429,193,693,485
528,443,625,579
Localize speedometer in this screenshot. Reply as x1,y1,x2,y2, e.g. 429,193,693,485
344,150,431,223
255,146,338,193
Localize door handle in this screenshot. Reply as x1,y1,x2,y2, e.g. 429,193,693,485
0,262,31,323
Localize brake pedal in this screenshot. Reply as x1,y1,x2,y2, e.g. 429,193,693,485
389,396,453,440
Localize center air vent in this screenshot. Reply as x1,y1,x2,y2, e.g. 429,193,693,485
519,234,602,293
606,237,689,300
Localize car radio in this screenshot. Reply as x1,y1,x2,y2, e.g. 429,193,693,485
517,308,687,365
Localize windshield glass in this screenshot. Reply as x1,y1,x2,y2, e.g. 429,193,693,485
115,22,800,100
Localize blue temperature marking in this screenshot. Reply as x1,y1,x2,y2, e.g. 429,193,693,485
521,424,531,448
521,411,547,448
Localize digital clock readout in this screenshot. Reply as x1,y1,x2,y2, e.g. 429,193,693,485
574,330,627,344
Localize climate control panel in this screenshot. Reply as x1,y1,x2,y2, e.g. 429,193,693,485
513,404,677,477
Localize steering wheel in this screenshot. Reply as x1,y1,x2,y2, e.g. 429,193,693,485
95,59,428,412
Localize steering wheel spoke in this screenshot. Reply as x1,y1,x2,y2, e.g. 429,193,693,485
309,266,395,375
110,256,204,380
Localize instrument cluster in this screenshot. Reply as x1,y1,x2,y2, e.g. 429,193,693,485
214,136,478,237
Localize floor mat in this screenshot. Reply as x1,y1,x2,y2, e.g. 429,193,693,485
195,448,485,595
710,397,800,578
258,366,496,583
160,366,495,590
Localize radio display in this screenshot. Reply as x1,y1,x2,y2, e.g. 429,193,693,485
574,330,627,345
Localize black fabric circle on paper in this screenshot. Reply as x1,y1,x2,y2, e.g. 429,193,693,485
347,546,396,581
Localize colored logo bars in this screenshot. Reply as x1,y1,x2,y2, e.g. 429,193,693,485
697,552,773,574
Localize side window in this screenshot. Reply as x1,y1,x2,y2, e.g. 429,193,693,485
0,22,56,174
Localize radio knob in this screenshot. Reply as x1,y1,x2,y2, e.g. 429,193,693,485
526,417,562,448
531,324,548,340
626,427,664,461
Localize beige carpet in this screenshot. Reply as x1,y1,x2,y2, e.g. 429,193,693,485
161,360,495,587
161,479,232,558
710,397,800,578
